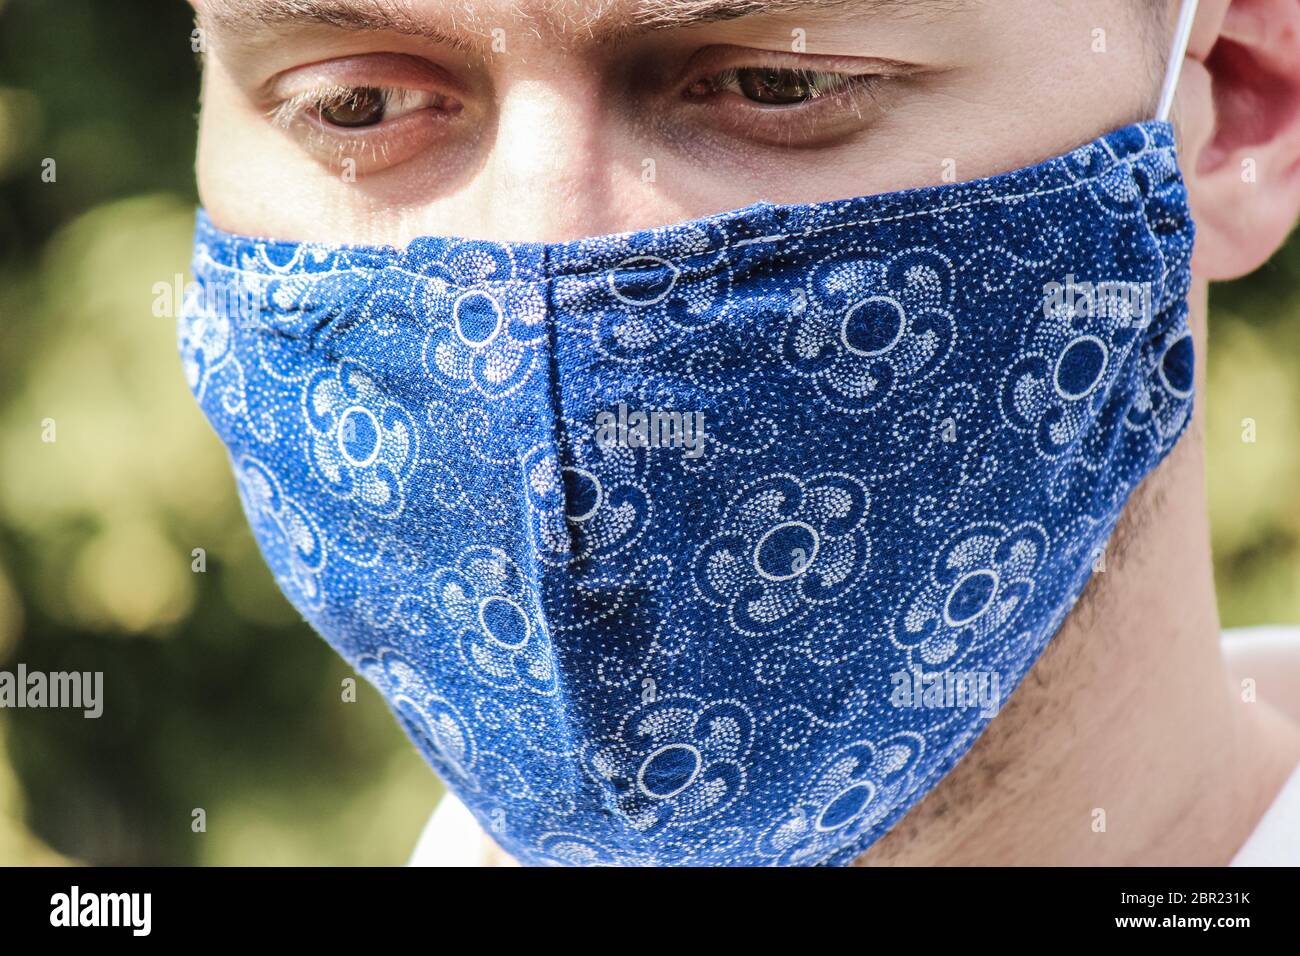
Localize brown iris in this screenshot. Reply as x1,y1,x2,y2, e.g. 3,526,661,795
320,88,387,127
735,69,826,105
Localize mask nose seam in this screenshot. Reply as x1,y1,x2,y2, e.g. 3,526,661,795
518,244,647,851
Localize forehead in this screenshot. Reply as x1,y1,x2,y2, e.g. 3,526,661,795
202,0,964,46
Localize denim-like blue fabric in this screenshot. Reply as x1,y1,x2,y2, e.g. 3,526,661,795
180,121,1194,866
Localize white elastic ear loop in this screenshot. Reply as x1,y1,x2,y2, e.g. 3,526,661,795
1156,0,1200,121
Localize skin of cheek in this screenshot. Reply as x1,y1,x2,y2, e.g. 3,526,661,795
196,2,1162,246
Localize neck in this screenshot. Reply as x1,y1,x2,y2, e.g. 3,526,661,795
858,280,1300,866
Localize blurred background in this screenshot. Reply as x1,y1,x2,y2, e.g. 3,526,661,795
0,0,440,864
0,0,1296,864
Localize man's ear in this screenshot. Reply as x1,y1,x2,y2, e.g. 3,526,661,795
1177,0,1300,280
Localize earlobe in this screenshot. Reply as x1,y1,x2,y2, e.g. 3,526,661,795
1179,0,1300,280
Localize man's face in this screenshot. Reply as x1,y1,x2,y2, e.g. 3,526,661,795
195,0,1163,246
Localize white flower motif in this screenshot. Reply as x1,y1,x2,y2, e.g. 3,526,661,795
551,224,732,363
304,359,417,517
522,421,651,568
420,241,547,399
1061,123,1160,220
178,270,233,399
431,546,557,695
999,286,1144,460
1126,326,1194,448
783,247,955,414
179,267,282,442
534,832,647,867
583,695,754,835
693,472,870,636
233,456,326,611
757,733,924,865
892,523,1047,668
357,648,479,791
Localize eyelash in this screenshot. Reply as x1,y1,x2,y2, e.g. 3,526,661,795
272,67,879,127
691,68,873,103
682,67,893,147
267,84,442,130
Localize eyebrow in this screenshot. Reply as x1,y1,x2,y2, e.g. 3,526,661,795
200,0,487,51
200,0,970,50
624,0,967,30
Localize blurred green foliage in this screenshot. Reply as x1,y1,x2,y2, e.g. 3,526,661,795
1206,253,1300,625
0,0,438,865
0,0,1296,865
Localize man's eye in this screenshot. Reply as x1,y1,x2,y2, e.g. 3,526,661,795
270,85,452,133
734,68,847,105
687,67,860,108
320,87,387,128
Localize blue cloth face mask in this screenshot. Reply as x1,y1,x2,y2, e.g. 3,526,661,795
180,9,1201,862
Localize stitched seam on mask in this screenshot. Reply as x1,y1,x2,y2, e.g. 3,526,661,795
526,241,632,835
195,145,1178,295
659,148,1177,263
